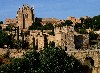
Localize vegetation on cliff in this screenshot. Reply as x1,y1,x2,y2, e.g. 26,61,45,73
0,46,89,73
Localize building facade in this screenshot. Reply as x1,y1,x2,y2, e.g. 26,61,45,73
16,4,35,29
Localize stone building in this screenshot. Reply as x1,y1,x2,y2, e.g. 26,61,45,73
5,18,17,25
27,30,41,49
16,4,35,29
67,16,81,24
38,32,45,50
0,4,99,73
2,4,35,31
54,26,75,51
0,4,90,51
67,16,90,25
35,18,63,25
0,24,8,29
36,26,75,51
28,25,89,51
74,34,89,49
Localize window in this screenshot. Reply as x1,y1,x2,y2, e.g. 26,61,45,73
65,46,67,51
24,13,28,18
65,35,66,39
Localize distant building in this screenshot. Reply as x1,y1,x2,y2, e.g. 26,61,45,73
35,18,64,25
0,4,90,51
67,16,81,24
0,4,100,73
5,18,17,25
16,4,35,29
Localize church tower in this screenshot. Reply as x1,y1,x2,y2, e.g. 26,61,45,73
16,4,35,29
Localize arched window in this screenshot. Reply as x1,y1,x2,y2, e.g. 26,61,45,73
84,57,94,67
24,13,28,18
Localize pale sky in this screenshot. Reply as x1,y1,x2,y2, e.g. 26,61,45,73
0,0,100,21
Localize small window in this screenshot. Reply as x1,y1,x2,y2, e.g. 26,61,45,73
24,13,28,18
65,35,66,39
16,21,18,23
65,46,67,51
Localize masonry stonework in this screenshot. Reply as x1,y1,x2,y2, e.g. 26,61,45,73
66,49,100,73
0,4,100,73
16,4,35,29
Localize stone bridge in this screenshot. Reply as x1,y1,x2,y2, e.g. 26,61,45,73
66,49,100,73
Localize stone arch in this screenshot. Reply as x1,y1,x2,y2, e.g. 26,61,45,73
84,57,94,67
84,57,94,73
67,50,100,73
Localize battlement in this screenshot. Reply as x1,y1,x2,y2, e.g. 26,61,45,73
17,4,34,12
16,4,35,29
5,18,17,24
54,26,74,34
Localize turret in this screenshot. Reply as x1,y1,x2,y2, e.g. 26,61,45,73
16,4,35,30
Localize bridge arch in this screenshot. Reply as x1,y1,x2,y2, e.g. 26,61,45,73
66,49,100,73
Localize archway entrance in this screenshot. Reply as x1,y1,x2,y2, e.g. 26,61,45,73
84,57,94,67
84,57,94,73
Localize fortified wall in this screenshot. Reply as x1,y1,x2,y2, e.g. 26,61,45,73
66,49,100,73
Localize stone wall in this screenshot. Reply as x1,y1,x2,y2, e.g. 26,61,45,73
74,34,89,50
0,49,25,58
35,18,61,25
5,18,17,24
54,26,75,51
16,4,34,29
38,33,44,50
66,49,100,73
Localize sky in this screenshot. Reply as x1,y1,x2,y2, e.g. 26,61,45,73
0,0,100,21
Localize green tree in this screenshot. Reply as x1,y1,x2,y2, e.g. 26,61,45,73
38,47,86,73
13,40,22,49
0,21,3,24
89,31,98,40
29,22,43,30
0,50,39,73
92,15,100,30
63,20,73,26
55,24,63,27
48,41,55,48
5,23,16,31
0,26,2,30
80,17,85,24
79,29,88,34
89,31,99,45
0,29,16,49
0,47,89,73
74,23,82,32
84,18,92,29
43,23,54,30
0,30,8,48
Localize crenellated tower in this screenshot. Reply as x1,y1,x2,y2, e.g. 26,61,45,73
16,4,35,29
